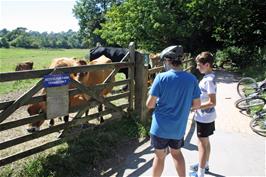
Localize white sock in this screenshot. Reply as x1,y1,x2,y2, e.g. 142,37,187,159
198,167,205,177
205,160,209,167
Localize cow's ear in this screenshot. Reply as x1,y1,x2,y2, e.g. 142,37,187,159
77,60,87,66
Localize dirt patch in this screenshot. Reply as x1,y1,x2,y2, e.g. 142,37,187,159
0,89,123,161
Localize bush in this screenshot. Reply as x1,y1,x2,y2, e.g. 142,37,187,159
215,45,266,80
215,46,252,69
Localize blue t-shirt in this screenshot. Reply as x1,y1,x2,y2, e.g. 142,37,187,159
149,69,201,140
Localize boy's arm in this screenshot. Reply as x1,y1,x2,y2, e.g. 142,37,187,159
199,93,216,110
191,98,201,111
146,95,158,109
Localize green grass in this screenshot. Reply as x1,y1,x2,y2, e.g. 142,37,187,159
0,48,88,72
0,48,88,95
0,117,149,177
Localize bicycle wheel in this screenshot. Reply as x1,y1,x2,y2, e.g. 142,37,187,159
249,118,266,135
237,77,258,97
235,97,266,111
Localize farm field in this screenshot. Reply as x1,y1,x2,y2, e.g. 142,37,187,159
0,48,88,95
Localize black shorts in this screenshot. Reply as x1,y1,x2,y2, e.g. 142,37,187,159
196,121,215,137
150,134,184,150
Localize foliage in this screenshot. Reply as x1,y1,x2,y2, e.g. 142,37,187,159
0,28,87,49
211,0,265,48
0,37,10,48
73,0,123,47
215,45,266,70
0,118,149,177
96,0,191,51
81,0,264,70
215,46,248,68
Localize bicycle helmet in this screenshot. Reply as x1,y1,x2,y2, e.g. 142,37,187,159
160,45,183,61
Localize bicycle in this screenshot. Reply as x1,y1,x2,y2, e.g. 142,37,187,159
249,109,266,137
237,77,266,98
234,95,266,112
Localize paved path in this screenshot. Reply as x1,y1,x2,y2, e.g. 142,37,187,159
112,130,265,177
107,70,266,177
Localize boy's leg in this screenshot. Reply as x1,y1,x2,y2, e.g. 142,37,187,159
150,135,169,177
196,121,214,169
190,121,215,176
152,148,167,177
170,148,186,177
198,137,210,169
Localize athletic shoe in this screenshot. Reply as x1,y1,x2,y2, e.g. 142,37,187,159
190,163,209,172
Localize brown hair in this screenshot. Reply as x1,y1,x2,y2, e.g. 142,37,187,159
195,51,214,67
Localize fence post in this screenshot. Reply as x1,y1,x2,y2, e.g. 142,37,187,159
135,52,148,122
128,42,135,112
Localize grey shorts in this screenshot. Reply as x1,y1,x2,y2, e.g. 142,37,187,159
150,134,184,150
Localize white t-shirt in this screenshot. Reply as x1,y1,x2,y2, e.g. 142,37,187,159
194,72,217,123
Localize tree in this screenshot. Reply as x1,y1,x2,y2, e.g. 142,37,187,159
0,37,10,48
73,0,123,47
0,28,9,37
96,0,193,51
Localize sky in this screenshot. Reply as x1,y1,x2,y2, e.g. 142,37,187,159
0,0,80,33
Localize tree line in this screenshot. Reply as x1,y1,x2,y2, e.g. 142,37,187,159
0,27,87,49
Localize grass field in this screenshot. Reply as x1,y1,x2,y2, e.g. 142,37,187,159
0,48,88,72
0,48,88,95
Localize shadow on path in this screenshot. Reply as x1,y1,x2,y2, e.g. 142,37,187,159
100,137,153,177
206,171,226,177
184,119,198,151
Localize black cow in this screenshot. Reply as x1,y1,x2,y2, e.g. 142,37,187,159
89,46,154,90
89,46,129,78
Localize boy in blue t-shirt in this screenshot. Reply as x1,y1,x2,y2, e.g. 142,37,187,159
146,45,201,177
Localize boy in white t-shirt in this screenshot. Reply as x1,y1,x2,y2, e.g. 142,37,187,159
190,52,217,177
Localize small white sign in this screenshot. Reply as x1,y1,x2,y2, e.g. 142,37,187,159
46,85,69,119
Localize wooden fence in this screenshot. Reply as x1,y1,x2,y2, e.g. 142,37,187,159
0,42,194,166
134,52,194,122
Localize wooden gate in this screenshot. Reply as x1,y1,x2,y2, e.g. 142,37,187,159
0,43,136,166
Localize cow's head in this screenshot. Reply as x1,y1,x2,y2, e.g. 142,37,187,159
149,53,162,67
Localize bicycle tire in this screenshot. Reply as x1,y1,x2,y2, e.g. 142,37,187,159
249,118,266,134
235,97,266,111
237,77,258,98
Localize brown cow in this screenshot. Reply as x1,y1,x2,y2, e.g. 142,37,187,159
149,53,162,68
78,55,114,123
27,56,114,132
15,61,34,71
27,57,87,132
